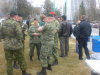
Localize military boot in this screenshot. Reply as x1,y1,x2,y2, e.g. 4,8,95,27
52,59,58,66
37,67,47,75
30,56,33,61
13,61,20,69
22,71,31,75
47,64,52,71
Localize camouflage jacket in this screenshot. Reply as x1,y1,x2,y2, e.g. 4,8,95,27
29,25,41,43
18,21,26,40
1,18,23,50
41,20,58,44
52,20,60,34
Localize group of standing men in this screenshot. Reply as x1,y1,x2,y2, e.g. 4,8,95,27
0,11,72,75
0,10,92,75
28,15,72,75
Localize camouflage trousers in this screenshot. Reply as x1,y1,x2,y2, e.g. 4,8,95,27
4,49,27,75
13,40,25,63
40,43,55,67
52,45,58,61
29,43,41,59
53,33,59,61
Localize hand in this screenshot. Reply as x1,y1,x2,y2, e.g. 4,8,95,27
33,33,39,36
77,20,81,24
37,27,43,32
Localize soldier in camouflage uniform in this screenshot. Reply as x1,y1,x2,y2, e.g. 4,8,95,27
17,14,26,50
29,18,41,61
13,14,26,69
1,11,31,75
37,17,57,75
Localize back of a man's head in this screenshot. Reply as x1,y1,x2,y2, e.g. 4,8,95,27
62,15,66,21
10,11,17,17
79,15,86,21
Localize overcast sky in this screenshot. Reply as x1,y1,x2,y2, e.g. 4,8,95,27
27,0,65,8
27,0,71,19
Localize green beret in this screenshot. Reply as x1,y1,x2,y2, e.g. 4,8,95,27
10,11,17,15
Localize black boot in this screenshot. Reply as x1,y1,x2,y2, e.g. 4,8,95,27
52,59,58,66
30,56,33,61
47,64,52,71
38,56,40,61
87,56,90,60
13,61,20,69
22,70,31,75
65,54,68,57
79,57,83,60
37,67,47,75
60,54,65,57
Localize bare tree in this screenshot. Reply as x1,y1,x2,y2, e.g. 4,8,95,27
16,0,33,19
0,1,13,16
88,0,96,21
79,1,86,16
33,7,41,17
43,0,54,15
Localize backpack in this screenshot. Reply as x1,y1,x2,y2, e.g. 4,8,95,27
73,25,80,38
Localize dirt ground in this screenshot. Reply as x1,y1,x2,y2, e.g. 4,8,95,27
0,37,91,75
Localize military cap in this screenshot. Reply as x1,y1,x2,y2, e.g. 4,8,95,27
10,11,17,15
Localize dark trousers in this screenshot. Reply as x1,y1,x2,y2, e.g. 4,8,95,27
76,41,79,53
60,37,69,56
29,43,41,59
78,37,90,59
91,71,98,75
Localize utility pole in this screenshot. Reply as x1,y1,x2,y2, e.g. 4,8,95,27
53,0,55,12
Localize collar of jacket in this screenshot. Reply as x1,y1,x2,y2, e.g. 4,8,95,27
81,20,86,22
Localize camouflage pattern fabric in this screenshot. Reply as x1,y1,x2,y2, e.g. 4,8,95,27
13,21,25,63
40,43,55,67
29,25,41,58
1,18,27,75
53,20,60,60
29,43,41,58
18,21,26,51
2,18,23,50
29,25,41,44
4,49,27,75
40,20,57,67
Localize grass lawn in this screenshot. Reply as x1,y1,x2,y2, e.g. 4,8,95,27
0,37,91,75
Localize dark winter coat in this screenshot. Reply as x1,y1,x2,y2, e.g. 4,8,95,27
78,20,92,39
59,21,72,37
